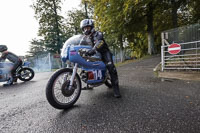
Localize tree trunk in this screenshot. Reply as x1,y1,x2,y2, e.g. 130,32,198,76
84,2,89,19
119,34,124,62
147,2,155,55
171,0,178,28
52,0,61,54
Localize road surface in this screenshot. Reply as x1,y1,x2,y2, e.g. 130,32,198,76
0,55,200,133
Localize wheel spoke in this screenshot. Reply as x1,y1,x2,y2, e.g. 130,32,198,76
52,72,80,105
18,68,34,81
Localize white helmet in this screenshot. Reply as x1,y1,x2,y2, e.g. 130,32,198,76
0,45,8,52
80,19,95,35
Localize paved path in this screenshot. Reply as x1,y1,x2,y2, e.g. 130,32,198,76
116,55,200,132
0,55,200,133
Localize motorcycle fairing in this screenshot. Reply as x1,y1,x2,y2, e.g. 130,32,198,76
61,35,90,62
82,68,106,84
61,35,107,84
69,45,106,70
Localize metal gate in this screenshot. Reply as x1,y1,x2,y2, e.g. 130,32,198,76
161,23,200,71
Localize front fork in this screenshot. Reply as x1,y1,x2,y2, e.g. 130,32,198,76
68,63,78,90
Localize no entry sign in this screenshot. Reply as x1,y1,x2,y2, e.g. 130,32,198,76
168,43,181,54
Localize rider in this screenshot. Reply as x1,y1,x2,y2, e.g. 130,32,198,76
80,19,121,98
0,45,22,85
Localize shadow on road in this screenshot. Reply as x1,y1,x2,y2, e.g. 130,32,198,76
57,105,81,117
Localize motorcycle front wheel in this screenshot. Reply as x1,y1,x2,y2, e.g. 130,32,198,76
46,68,81,109
18,67,35,81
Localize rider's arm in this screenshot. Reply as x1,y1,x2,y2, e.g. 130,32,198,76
93,32,105,51
0,58,5,62
0,52,7,62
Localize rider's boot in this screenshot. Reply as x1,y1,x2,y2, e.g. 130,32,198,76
104,57,121,98
13,77,18,82
108,66,121,98
3,77,14,86
113,84,121,98
13,73,18,82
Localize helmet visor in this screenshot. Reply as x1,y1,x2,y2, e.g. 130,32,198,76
83,26,92,35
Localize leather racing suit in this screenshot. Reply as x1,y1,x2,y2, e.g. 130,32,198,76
88,31,121,97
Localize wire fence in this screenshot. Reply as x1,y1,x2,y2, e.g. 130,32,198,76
163,23,200,43
161,23,200,71
26,53,62,72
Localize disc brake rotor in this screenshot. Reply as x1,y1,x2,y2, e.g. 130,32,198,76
61,80,77,97
21,70,30,78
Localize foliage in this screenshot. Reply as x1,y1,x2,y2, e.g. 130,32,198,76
189,0,200,23
30,0,200,61
83,0,200,59
64,6,93,36
27,38,46,56
87,0,149,58
31,0,64,54
65,9,85,35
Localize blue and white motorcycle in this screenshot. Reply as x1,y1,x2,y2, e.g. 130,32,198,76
0,61,34,85
46,35,112,109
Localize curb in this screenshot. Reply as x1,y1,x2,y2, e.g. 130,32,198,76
153,62,200,81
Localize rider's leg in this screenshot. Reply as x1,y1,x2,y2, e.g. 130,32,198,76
10,61,22,83
106,62,121,98
3,76,13,86
3,61,22,86
102,51,121,98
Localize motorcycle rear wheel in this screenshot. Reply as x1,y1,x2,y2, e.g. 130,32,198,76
105,79,112,88
46,68,81,109
104,71,112,88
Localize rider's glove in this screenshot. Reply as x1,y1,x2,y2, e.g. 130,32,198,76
86,49,96,56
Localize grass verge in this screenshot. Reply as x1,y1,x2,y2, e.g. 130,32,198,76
115,55,152,67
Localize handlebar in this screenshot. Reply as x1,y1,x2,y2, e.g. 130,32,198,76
78,48,89,57
78,48,102,62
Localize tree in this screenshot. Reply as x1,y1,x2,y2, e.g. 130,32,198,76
32,0,64,54
125,0,157,55
62,2,94,36
189,0,200,23
85,0,128,62
30,0,200,60
27,38,46,56
65,8,88,35
146,1,155,55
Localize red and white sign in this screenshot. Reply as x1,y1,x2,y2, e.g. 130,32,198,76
168,43,181,54
53,54,60,58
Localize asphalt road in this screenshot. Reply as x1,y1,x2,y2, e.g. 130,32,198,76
0,55,200,133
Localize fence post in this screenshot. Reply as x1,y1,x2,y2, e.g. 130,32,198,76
49,53,52,71
196,42,198,68
161,33,165,71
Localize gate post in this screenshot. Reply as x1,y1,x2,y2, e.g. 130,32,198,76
48,53,52,71
161,33,165,71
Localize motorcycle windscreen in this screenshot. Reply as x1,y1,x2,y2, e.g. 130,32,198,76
61,34,91,62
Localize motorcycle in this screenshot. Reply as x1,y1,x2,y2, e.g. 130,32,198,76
46,35,112,109
0,61,35,85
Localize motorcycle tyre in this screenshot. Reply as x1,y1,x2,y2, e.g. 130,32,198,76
18,67,35,81
105,80,112,88
46,68,81,109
